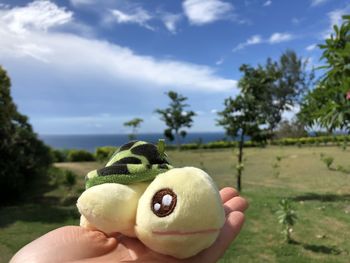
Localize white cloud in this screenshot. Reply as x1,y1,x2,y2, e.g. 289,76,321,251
306,44,317,51
310,0,330,7
0,3,10,9
162,13,182,34
328,7,349,28
233,32,294,51
263,0,272,7
215,57,224,65
268,32,293,43
183,0,234,25
211,109,218,114
291,17,302,25
70,0,96,6
0,1,237,92
1,0,72,34
247,35,263,45
282,104,300,120
323,5,350,38
233,34,262,51
110,7,154,30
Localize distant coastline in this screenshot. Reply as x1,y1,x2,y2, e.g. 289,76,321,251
40,132,229,152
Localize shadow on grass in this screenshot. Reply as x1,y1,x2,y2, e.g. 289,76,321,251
292,193,350,202
303,244,342,255
0,167,82,228
0,204,79,228
289,239,343,255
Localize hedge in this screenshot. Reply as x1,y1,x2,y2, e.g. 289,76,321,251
50,134,350,163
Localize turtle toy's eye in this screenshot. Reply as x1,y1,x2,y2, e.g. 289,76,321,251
151,188,177,217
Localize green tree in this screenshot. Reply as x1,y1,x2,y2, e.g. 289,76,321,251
155,91,196,147
217,65,269,192
123,118,143,140
274,119,308,139
0,66,52,204
299,15,350,132
263,50,313,138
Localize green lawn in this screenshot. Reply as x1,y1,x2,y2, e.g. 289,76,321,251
1,146,349,262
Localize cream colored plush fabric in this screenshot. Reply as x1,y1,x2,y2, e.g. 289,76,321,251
135,167,225,258
77,183,148,236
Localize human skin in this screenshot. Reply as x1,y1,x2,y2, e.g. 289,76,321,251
10,187,248,263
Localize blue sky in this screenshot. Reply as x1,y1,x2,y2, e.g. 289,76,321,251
0,0,349,134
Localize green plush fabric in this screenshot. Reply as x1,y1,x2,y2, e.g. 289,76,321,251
85,141,173,189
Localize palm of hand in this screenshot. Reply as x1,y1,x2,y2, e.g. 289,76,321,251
11,188,247,263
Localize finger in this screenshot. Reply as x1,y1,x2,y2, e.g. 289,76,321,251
198,211,245,262
220,187,239,203
10,226,117,263
224,196,249,215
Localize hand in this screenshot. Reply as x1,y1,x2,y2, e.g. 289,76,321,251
11,187,248,263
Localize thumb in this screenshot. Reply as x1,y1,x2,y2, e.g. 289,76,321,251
10,226,117,263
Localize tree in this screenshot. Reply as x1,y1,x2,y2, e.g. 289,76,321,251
155,91,196,147
123,118,143,140
299,16,350,132
217,65,270,192
263,50,313,138
0,66,52,204
274,119,308,139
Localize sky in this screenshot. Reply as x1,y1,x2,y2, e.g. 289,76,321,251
0,0,349,135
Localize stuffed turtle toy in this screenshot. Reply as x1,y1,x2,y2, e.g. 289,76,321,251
77,140,225,259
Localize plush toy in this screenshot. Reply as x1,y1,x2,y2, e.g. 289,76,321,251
77,140,225,259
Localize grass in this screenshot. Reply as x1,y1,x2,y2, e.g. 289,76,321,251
1,146,350,262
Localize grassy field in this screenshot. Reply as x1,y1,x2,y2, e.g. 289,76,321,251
1,146,350,262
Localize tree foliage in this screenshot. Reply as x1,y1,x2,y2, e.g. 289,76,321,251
217,50,312,191
274,119,308,139
263,50,313,136
123,118,143,140
299,16,350,132
217,64,270,191
0,66,52,204
155,91,196,147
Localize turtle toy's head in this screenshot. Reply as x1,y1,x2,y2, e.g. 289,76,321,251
135,167,225,259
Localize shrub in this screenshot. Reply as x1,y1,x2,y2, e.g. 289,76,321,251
64,170,77,188
67,149,95,162
95,146,118,162
276,199,297,243
51,149,68,162
322,156,334,170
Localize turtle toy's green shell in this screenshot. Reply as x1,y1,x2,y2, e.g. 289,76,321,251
85,140,173,188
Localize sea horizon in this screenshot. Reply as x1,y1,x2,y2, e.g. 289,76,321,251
40,132,230,152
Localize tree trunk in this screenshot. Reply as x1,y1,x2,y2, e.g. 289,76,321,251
175,130,180,150
237,132,244,192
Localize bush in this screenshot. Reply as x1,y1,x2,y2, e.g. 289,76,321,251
64,170,77,188
322,156,334,170
51,149,68,162
67,149,95,162
95,146,118,162
276,199,297,243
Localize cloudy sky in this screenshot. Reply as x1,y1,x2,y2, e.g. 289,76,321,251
0,0,349,134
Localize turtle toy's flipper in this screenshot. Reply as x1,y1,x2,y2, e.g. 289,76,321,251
77,182,148,236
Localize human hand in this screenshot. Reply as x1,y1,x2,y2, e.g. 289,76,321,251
11,187,248,263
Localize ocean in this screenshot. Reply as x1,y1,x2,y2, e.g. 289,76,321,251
40,132,229,152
